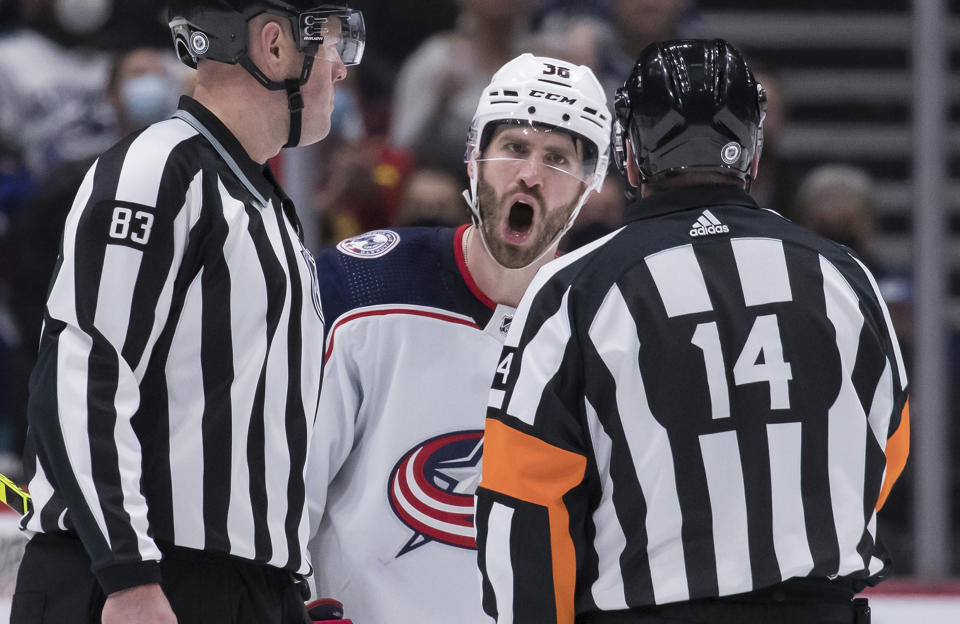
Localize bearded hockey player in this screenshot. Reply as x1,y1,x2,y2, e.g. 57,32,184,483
306,53,612,622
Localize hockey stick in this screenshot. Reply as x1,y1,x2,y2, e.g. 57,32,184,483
0,472,31,516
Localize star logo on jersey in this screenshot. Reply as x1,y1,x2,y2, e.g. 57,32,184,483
387,430,483,556
337,230,400,258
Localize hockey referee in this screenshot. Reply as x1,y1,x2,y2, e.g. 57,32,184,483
10,2,363,623
475,39,909,624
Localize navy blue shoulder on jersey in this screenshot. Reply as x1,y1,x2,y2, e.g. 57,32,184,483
315,226,494,330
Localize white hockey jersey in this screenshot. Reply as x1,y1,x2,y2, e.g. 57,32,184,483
308,225,511,623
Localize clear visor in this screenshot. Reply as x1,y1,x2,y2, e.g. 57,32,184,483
467,121,598,184
298,8,365,66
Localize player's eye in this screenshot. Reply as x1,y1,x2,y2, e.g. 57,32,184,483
545,152,568,166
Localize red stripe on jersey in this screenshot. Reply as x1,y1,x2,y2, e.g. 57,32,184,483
394,453,473,526
454,224,497,310
324,307,480,363
389,458,476,548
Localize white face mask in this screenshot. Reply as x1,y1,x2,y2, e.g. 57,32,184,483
54,0,112,36
120,74,180,129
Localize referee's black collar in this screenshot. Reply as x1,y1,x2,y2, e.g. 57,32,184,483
175,96,276,201
625,184,760,223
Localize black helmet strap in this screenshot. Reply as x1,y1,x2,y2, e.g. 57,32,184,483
238,53,315,148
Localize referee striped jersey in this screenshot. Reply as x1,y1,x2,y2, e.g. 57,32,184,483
476,184,910,624
21,96,325,593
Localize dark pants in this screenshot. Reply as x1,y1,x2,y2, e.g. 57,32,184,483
579,601,869,624
10,533,311,624
578,578,871,624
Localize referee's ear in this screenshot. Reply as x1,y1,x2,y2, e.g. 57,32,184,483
625,140,641,189
249,14,296,81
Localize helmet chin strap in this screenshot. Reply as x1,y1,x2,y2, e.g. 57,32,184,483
238,53,315,148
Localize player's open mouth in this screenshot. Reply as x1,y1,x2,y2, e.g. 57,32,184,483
505,201,535,243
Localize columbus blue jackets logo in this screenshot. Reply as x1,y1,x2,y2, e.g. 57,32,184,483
388,430,483,556
337,230,400,258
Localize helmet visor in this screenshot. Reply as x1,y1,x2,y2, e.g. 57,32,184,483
297,7,364,66
467,120,599,184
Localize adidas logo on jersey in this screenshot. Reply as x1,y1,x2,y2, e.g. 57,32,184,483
689,210,729,237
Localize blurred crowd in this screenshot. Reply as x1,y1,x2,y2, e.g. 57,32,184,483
0,0,920,563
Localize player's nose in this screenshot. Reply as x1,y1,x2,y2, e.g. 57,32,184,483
516,157,543,188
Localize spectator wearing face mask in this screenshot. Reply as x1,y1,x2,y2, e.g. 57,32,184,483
107,46,192,136
0,0,112,473
4,45,188,473
0,0,175,177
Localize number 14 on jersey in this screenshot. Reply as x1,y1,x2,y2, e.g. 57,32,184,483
691,314,793,420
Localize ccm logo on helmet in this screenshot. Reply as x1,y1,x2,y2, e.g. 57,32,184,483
528,89,577,105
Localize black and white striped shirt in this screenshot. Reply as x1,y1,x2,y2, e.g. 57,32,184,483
476,184,910,624
21,97,325,594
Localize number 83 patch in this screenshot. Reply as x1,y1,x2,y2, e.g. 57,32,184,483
108,201,155,246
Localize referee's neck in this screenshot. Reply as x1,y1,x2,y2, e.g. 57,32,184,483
191,67,288,164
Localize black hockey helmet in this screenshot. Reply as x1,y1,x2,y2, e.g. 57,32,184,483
168,1,364,69
168,1,364,147
612,39,766,188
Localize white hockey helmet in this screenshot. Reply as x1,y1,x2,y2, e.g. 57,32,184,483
462,53,612,262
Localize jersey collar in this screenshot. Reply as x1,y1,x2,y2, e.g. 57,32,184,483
174,96,276,206
453,224,497,310
626,184,760,223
